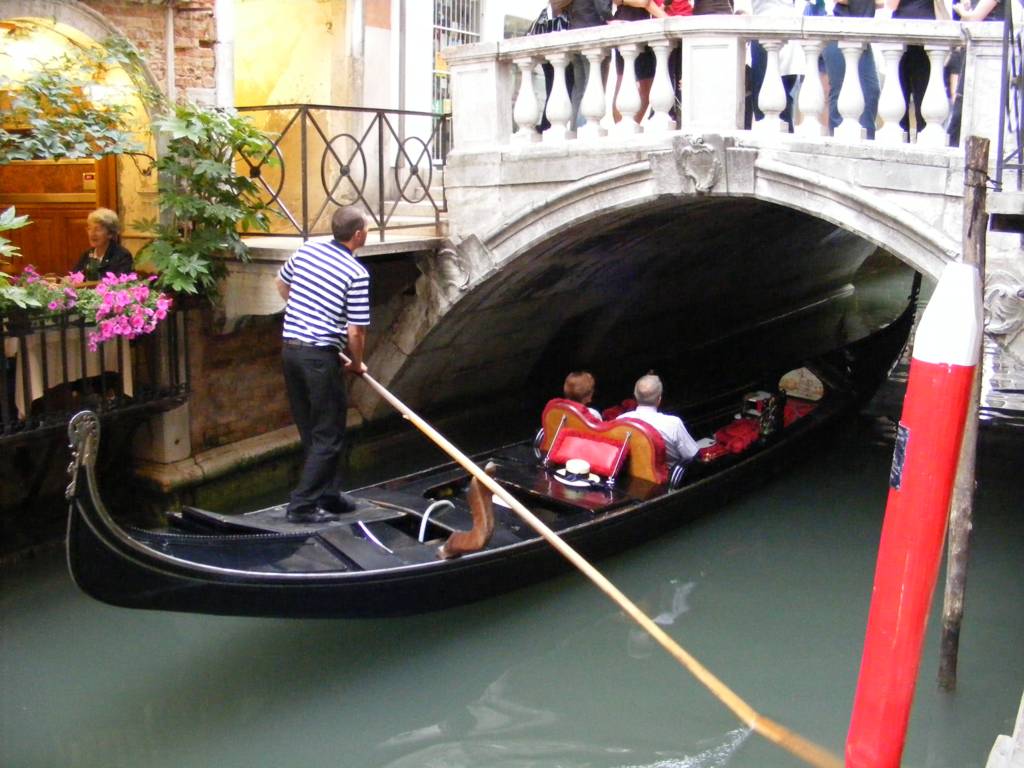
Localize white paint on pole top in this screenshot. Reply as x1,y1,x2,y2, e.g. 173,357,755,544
912,262,983,367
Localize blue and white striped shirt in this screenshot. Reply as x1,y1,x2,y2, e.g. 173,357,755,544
278,239,370,350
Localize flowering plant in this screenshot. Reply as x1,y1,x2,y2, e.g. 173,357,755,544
0,266,173,352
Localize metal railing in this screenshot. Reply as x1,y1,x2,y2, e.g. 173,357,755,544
236,104,451,241
1,310,189,444
996,12,1023,191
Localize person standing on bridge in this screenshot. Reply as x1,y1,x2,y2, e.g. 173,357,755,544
815,0,881,139
888,0,945,137
275,206,371,524
566,0,614,127
947,0,1006,145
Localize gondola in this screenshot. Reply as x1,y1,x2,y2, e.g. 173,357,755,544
65,304,913,619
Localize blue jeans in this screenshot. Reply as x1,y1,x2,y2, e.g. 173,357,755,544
821,8,879,139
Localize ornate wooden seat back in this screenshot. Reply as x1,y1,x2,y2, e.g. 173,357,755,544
539,399,668,485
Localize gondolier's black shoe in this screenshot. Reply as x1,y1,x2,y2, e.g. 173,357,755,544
285,507,340,524
316,491,359,514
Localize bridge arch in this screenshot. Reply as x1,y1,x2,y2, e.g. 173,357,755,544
359,150,932,419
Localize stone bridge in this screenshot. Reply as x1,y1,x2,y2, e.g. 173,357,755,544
350,16,1024,421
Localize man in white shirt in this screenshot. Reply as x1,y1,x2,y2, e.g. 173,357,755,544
617,374,700,465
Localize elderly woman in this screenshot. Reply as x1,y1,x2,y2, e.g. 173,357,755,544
73,208,134,280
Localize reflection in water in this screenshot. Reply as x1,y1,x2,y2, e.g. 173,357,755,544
628,580,697,660
379,663,752,768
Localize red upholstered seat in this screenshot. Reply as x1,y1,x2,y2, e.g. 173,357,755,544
548,429,629,478
539,399,669,485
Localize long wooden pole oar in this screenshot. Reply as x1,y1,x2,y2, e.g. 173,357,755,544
347,359,841,768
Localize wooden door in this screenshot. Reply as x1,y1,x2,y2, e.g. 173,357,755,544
0,157,115,277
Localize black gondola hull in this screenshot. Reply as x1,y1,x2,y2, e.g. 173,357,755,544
65,306,913,619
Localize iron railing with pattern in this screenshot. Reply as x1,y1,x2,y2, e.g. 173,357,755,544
1,310,190,444
236,105,451,241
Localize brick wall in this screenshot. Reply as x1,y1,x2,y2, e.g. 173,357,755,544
185,308,294,451
83,0,216,96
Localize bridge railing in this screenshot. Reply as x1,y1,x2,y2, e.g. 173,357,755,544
444,17,1006,152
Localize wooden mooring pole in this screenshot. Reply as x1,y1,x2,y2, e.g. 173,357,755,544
938,135,989,693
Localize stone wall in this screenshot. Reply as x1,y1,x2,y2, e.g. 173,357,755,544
83,0,216,96
185,308,292,452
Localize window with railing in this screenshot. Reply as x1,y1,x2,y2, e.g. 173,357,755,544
433,0,481,157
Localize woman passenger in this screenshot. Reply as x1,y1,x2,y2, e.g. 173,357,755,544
564,371,603,421
73,208,134,280
611,0,667,123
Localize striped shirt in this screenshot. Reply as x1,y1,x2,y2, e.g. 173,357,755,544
278,239,370,350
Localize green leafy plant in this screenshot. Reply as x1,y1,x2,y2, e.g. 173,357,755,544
0,205,30,267
136,104,276,297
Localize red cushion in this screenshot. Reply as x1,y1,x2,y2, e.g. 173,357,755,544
601,398,637,421
548,429,630,478
783,400,816,426
713,418,760,454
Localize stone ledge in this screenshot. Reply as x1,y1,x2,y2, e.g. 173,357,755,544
135,425,301,494
135,406,366,494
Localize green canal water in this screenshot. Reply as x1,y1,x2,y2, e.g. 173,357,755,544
2,261,1022,768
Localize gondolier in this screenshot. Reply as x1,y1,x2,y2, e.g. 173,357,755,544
275,206,371,524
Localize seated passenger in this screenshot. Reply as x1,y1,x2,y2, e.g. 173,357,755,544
565,370,602,421
563,370,602,421
616,373,699,466
73,208,134,281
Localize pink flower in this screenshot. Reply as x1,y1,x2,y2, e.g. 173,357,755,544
74,274,173,349
68,271,85,285
48,300,62,311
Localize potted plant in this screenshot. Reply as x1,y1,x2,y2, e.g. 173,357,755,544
137,104,277,299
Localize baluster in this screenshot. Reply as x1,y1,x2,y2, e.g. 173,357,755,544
646,40,676,134
875,42,907,144
835,41,866,140
543,52,573,143
755,40,786,133
615,43,642,133
917,44,952,147
600,55,617,132
797,39,825,137
578,47,608,140
512,56,540,143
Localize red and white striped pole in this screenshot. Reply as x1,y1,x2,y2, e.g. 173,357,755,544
846,262,982,768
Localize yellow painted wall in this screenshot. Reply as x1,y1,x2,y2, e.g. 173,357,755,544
234,0,350,107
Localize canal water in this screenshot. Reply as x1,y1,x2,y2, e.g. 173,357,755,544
2,261,1022,768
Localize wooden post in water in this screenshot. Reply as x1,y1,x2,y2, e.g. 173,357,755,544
938,135,989,693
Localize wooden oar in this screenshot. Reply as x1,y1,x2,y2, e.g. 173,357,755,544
345,358,842,768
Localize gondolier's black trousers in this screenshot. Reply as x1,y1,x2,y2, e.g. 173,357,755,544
282,344,348,516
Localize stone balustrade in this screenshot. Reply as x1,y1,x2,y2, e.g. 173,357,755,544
444,16,1006,152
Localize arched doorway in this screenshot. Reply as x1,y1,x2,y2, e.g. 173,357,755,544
0,8,160,276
